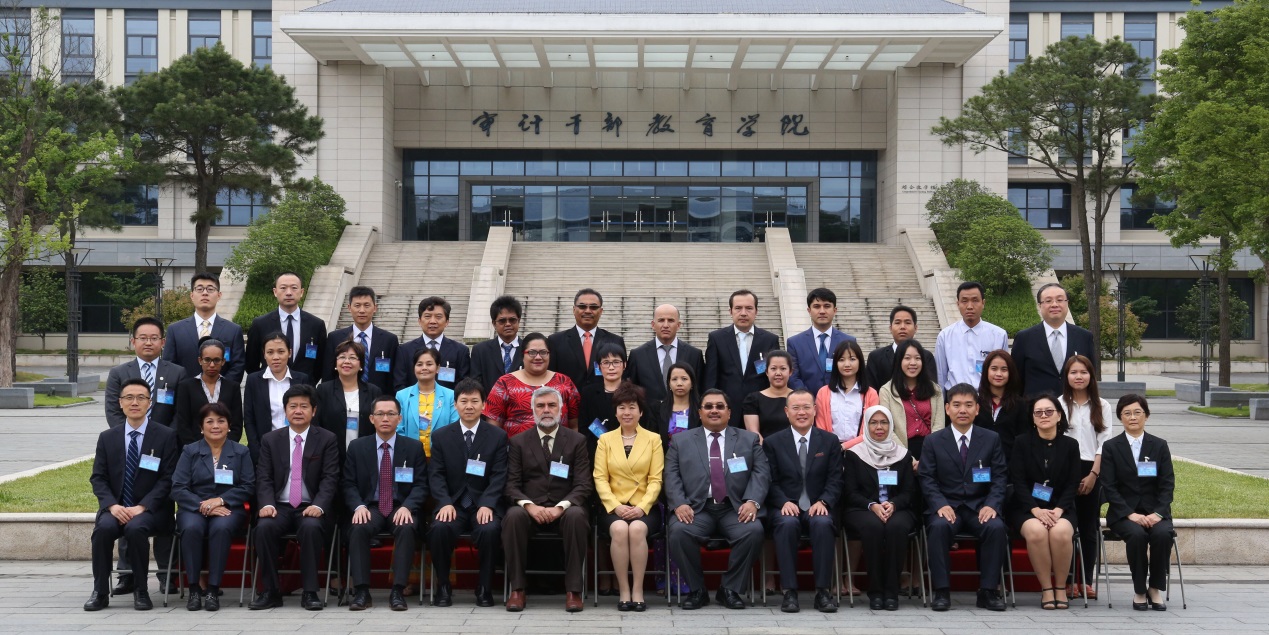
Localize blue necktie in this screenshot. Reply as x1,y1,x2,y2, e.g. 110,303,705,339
817,333,829,376
502,343,513,374
358,332,370,382
122,430,141,507
141,362,154,420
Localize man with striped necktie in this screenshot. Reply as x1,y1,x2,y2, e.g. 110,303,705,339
323,286,399,396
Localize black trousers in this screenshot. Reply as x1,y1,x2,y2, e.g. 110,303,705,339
348,505,418,588
177,509,247,587
116,535,174,583
93,511,158,592
769,510,836,591
429,505,502,589
926,505,1007,591
502,505,588,593
253,504,334,594
1074,459,1101,585
668,501,764,593
1110,518,1173,594
844,508,916,598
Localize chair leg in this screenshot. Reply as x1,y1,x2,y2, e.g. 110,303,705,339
760,546,767,607
1074,535,1089,608
592,527,599,608
916,534,927,607
240,525,253,607
163,535,177,608
840,533,853,608
323,527,338,608
1172,535,1186,609
1099,529,1112,609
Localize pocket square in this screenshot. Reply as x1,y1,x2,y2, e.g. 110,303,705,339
814,452,825,457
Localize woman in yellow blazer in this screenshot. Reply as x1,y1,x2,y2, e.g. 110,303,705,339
594,381,664,612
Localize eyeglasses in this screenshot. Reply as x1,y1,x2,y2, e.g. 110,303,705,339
192,286,219,294
495,317,520,325
134,336,162,344
575,303,602,311
524,350,550,358
199,357,225,364
335,354,361,362
700,404,727,411
372,411,400,417
599,360,623,368
787,405,814,412
1039,298,1069,306
1033,408,1057,418
120,395,152,403
1120,410,1146,418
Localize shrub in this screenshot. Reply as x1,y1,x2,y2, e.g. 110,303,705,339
1060,274,1146,358
222,179,349,285
925,178,993,228
980,285,1040,338
1176,283,1249,345
121,287,195,331
19,267,67,347
957,214,1057,295
930,194,1021,267
232,284,285,327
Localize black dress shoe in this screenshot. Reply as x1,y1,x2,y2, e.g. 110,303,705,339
203,591,220,612
433,583,452,607
349,588,372,611
133,590,153,611
780,589,800,613
186,590,203,611
249,592,283,610
814,589,837,613
1149,599,1167,611
680,589,709,610
112,575,134,597
389,588,408,611
617,600,634,612
716,587,746,610
869,595,885,610
931,589,951,612
301,591,324,611
83,590,109,611
474,586,494,607
632,601,647,612
1132,599,1149,611
156,577,178,596
976,589,1006,612
884,597,900,611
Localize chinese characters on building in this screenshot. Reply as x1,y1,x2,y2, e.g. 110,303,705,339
479,111,812,138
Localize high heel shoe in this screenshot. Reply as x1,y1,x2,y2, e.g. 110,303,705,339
1054,587,1069,610
1133,594,1149,611
1040,588,1058,610
1147,590,1166,611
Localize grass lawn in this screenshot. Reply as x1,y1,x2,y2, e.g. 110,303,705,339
0,460,96,513
33,395,93,407
980,285,1038,338
14,372,47,382
1232,383,1269,392
1189,405,1249,418
1145,389,1176,398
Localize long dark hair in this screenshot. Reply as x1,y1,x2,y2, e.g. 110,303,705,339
1061,354,1105,433
977,349,1023,414
890,339,936,401
828,339,866,393
658,362,701,427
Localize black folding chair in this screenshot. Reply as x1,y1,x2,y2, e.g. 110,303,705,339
427,532,505,606
161,523,253,607
840,526,925,608
921,526,1015,608
1098,524,1186,609
245,525,341,607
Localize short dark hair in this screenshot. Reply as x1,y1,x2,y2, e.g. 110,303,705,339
490,295,523,322
197,337,226,358
261,330,291,352
348,286,376,304
945,383,979,402
729,289,757,310
1035,282,1066,304
611,381,647,413
521,331,548,351
594,343,626,364
786,388,815,404
1028,393,1070,436
198,402,232,426
700,388,731,410
131,316,165,338
120,377,151,396
370,394,402,414
282,384,317,409
765,350,792,369
190,272,219,289
274,271,302,286
411,346,442,367
806,287,837,307
453,378,485,399
890,305,917,324
956,281,986,300
418,296,451,319
333,339,366,369
1116,393,1151,419
574,288,603,305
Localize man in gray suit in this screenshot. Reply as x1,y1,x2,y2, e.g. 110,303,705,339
665,388,769,610
103,316,187,596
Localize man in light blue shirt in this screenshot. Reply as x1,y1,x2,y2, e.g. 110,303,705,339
934,282,1009,391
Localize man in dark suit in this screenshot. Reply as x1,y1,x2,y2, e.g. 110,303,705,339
393,296,470,391
918,383,1008,612
666,389,770,610
468,295,524,397
548,288,626,392
245,272,328,379
626,303,704,403
85,378,179,611
502,386,592,613
1012,283,1097,397
865,305,937,392
343,394,428,611
249,384,341,611
786,288,855,395
102,316,185,597
763,390,842,613
162,272,246,383
704,289,780,427
428,378,508,607
324,286,399,396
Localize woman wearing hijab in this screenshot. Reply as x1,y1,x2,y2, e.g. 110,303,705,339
841,405,917,611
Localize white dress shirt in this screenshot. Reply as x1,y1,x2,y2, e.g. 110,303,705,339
934,319,1010,390
193,312,218,335
278,307,302,356
121,418,150,456
343,389,359,448
1126,431,1144,462
1060,397,1114,461
657,338,680,368
265,368,294,430
830,383,864,442
734,325,753,374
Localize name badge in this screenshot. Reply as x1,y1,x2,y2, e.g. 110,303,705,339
223,350,230,363
971,467,991,483
754,359,767,374
139,454,161,472
345,415,359,431
673,413,689,430
549,460,570,479
1032,483,1054,502
877,469,898,486
374,356,391,373
214,466,233,485
824,358,833,373
465,458,486,477
394,466,413,483
594,362,602,376
973,358,984,374
155,388,174,405
438,366,456,383
305,342,318,359
588,418,608,438
1137,461,1158,478
727,455,748,473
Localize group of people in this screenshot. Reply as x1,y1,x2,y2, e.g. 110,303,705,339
87,272,1177,616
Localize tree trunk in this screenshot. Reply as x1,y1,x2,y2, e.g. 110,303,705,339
0,263,24,387
1217,238,1232,387
1072,179,1100,355
194,185,218,273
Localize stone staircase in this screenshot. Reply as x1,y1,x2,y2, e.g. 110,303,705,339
793,244,943,351
338,242,486,341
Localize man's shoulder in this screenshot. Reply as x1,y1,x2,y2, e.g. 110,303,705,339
1014,323,1044,340
107,360,135,378
396,435,426,455
166,317,195,334
327,326,353,341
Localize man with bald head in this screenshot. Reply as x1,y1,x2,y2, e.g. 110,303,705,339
626,304,705,403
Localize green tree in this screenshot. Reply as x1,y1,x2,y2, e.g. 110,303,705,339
958,215,1057,295
18,267,66,349
932,35,1157,352
1176,281,1250,348
114,44,324,272
121,287,194,331
1060,274,1147,358
924,178,993,229
927,191,1021,266
223,179,348,284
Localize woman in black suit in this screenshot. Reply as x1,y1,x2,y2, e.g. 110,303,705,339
171,403,255,611
173,338,243,446
975,350,1028,460
315,338,383,467
1101,394,1175,611
842,405,917,611
243,331,313,460
654,362,701,443
1009,394,1082,610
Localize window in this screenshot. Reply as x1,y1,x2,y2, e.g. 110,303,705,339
213,189,268,225
1008,183,1071,229
1124,13,1157,95
252,12,271,68
115,184,159,226
61,10,94,83
0,11,31,75
1007,129,1028,166
1122,123,1142,164
82,272,158,333
1123,278,1255,340
1009,13,1028,73
188,11,220,52
1061,13,1093,39
124,10,158,85
1120,184,1175,230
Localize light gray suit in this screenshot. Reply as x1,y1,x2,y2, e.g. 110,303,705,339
665,425,770,593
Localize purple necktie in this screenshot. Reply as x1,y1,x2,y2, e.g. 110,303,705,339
290,435,303,508
709,432,727,501
378,442,393,517
959,435,969,466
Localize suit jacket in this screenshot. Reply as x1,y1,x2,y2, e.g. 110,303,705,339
1011,322,1097,397
593,426,664,514
162,315,246,384
393,335,471,392
104,358,187,429
665,425,770,514
1100,432,1174,526
89,421,179,525
973,400,1029,461
314,378,383,467
625,338,704,404
323,325,400,396
504,425,593,508
342,434,429,515
172,376,244,447
762,426,844,512
703,326,780,427
786,327,856,394
918,425,1008,515
245,309,328,379
864,343,937,393
255,424,341,513
242,369,313,463
548,326,626,392
1008,431,1082,514
469,336,524,398
171,439,255,511
842,449,916,513
428,419,508,513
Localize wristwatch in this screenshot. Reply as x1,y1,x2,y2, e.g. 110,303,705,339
746,500,761,510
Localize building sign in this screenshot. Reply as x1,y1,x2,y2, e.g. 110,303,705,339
473,110,813,138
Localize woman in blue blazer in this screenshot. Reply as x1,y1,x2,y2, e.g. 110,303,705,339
395,346,458,458
171,402,255,611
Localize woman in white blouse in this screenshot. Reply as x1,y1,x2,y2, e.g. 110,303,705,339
1058,354,1112,600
